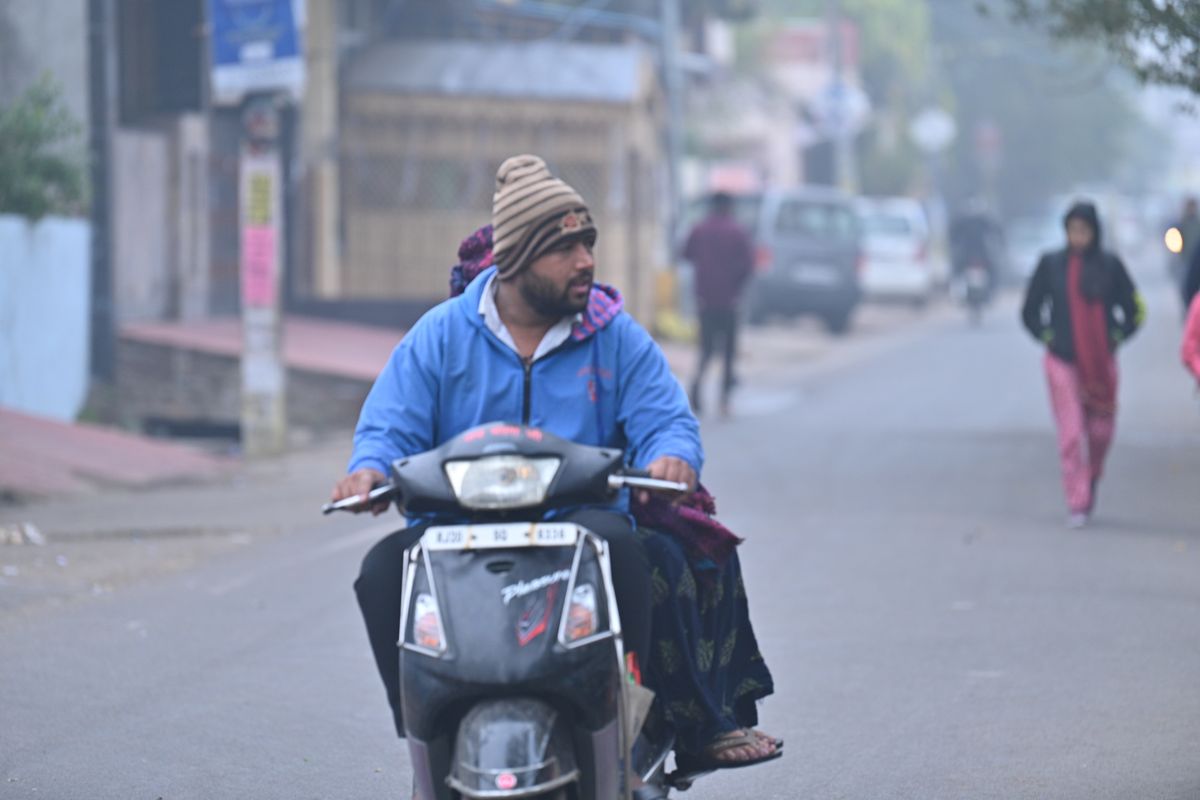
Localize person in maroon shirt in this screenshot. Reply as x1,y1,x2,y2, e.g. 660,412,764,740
683,192,756,416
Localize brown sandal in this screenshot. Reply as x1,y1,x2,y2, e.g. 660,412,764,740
675,729,783,773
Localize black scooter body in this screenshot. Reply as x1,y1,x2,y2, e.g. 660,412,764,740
390,425,667,800
402,538,624,799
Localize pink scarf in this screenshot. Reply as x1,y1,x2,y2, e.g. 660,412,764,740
1183,294,1200,382
1067,252,1116,415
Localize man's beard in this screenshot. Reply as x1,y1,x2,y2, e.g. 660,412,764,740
518,270,592,319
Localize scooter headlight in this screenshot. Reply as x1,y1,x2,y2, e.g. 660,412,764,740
443,456,561,510
563,583,598,643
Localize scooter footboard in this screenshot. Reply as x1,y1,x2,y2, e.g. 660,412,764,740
448,698,580,798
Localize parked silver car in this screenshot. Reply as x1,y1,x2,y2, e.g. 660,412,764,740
856,197,936,307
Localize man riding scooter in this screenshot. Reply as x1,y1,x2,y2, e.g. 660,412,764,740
949,201,1003,319
330,156,780,798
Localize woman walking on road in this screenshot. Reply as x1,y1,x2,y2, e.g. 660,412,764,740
1022,202,1144,529
1183,293,1200,384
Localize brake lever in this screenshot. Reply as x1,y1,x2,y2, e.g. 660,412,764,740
321,484,397,515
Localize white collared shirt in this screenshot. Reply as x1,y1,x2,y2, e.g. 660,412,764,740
479,274,582,362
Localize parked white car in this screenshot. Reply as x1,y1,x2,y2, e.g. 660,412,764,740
1006,215,1061,283
856,198,936,306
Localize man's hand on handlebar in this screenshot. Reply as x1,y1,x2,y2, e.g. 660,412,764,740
331,468,390,515
638,456,696,505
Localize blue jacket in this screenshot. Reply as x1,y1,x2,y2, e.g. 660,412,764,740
348,267,703,482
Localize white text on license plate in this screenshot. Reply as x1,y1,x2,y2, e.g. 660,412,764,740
424,523,580,551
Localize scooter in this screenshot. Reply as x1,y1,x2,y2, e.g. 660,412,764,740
959,262,992,325
324,423,710,800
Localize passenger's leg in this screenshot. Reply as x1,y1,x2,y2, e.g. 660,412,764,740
354,523,429,737
637,531,778,766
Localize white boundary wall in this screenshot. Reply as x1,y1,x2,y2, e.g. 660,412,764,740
0,214,92,420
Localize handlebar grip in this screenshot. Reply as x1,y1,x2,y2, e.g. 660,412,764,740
321,484,396,515
608,475,690,494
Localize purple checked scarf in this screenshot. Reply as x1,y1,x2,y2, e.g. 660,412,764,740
635,486,743,573
449,224,495,298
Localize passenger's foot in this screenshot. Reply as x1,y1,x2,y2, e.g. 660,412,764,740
750,729,783,750
676,728,782,772
1067,512,1088,530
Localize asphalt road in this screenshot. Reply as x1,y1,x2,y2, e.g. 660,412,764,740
2,278,1198,800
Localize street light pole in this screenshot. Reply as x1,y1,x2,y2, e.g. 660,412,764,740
826,0,857,194
87,0,117,391
660,0,684,246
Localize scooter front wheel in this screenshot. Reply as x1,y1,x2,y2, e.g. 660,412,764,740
449,789,574,800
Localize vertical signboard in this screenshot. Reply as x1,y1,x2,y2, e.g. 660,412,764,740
209,0,305,106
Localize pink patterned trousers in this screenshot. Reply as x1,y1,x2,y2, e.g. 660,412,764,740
1044,353,1117,515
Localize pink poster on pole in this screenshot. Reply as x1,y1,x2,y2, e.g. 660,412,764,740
241,226,277,307
240,151,280,309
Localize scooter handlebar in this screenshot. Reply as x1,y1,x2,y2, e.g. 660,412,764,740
320,473,687,515
607,474,690,494
321,484,397,515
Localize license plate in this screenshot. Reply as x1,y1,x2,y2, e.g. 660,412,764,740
424,523,580,551
792,264,840,285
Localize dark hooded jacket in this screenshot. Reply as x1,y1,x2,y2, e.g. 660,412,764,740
1184,243,1200,308
1021,203,1144,363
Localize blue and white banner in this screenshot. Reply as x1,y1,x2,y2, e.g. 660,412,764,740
209,0,305,105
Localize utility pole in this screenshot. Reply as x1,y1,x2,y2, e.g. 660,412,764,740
660,0,685,246
87,0,117,393
826,0,857,194
238,95,288,458
207,0,304,458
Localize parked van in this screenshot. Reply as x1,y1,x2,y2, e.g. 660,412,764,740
681,188,863,333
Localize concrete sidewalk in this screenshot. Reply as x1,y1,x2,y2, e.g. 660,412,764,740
0,408,231,499
121,315,402,383
4,312,402,500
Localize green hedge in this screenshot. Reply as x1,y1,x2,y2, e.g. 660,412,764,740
0,75,87,220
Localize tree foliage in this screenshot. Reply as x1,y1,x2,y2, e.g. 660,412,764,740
993,0,1200,95
0,75,86,219
932,2,1147,217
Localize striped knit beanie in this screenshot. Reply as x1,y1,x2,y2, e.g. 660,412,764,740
492,155,597,280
